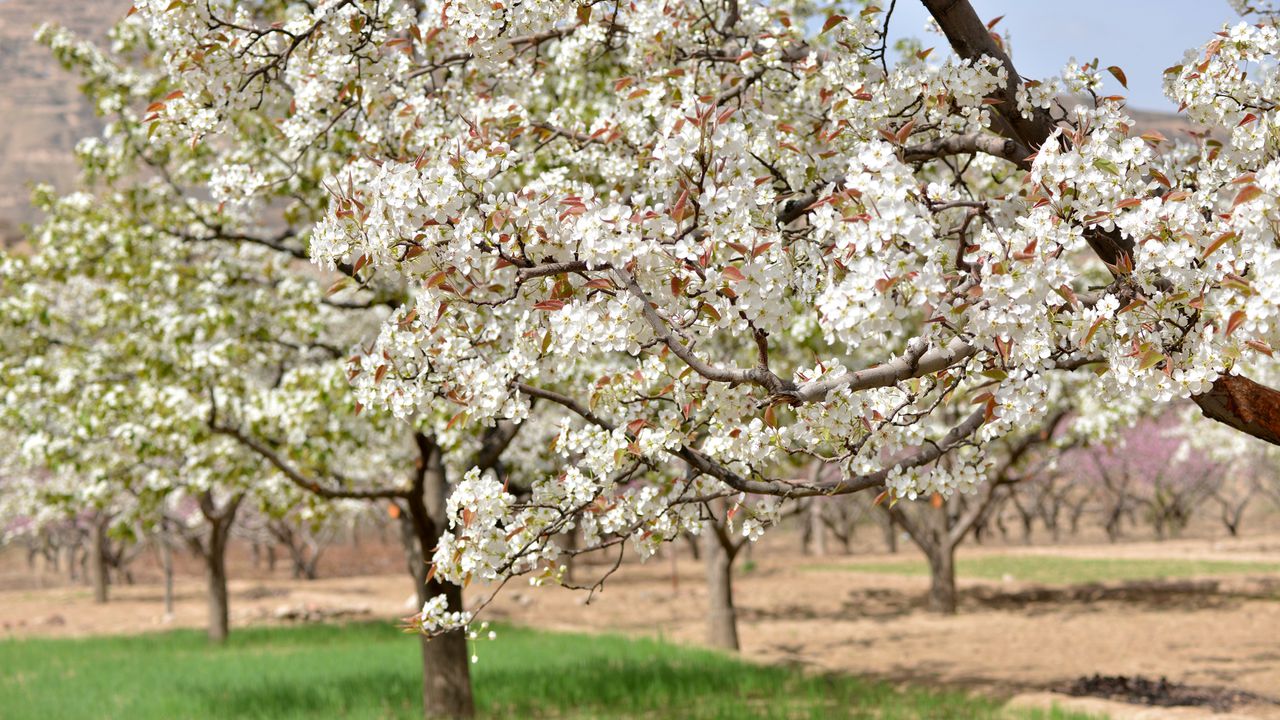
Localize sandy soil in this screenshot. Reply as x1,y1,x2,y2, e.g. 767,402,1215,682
2,532,1278,719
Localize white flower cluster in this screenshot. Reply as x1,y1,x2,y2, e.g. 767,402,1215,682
417,594,473,634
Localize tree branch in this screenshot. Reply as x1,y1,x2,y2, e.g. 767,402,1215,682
210,419,407,501
786,336,977,404
903,133,1028,166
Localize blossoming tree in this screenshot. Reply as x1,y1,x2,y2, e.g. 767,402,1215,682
17,0,1280,715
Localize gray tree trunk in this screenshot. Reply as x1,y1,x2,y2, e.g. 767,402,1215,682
418,583,475,719
65,543,80,581
195,492,242,644
926,543,958,615
808,500,827,556
89,517,109,604
882,513,899,553
703,523,740,651
160,537,175,617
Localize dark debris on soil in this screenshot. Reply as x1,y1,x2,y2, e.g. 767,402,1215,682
1062,674,1273,711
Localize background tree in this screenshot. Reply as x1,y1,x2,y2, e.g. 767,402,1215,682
884,408,1070,614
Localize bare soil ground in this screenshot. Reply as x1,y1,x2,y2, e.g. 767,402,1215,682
2,531,1278,719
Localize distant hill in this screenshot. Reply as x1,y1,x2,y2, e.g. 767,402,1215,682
0,4,1202,247
0,1,130,244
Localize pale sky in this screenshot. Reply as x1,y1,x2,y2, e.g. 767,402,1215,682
883,0,1240,111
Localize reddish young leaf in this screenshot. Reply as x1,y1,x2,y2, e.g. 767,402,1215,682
1247,339,1275,357
1107,65,1128,89
1232,184,1264,208
1201,231,1237,260
1226,310,1247,337
1083,317,1106,346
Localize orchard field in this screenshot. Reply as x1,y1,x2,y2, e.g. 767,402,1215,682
4,514,1280,719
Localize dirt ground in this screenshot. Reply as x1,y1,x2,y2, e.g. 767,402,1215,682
2,531,1279,720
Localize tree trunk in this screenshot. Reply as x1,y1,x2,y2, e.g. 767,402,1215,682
196,491,242,644
1221,498,1248,537
205,517,231,644
65,542,80,582
703,522,740,651
807,500,827,556
561,526,577,585
418,582,475,720
398,511,427,592
410,436,475,719
160,537,175,618
1069,502,1087,536
926,543,958,615
882,513,899,554
89,517,109,604
683,531,701,561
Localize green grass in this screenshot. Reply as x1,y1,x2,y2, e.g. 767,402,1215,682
807,554,1280,585
0,621,1095,719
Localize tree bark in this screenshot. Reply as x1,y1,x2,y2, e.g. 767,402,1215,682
1219,496,1249,537
89,516,109,604
417,581,474,720
410,435,475,719
65,541,80,582
160,537,175,617
195,491,243,644
925,543,958,615
882,512,899,553
703,522,740,651
398,509,427,597
807,500,827,556
205,513,232,643
560,526,577,585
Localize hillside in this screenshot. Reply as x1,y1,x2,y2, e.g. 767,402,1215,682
0,1,130,244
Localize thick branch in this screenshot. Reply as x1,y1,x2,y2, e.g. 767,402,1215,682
918,0,1055,152
1191,374,1280,446
211,422,407,500
902,133,1027,166
472,420,522,471
787,336,977,404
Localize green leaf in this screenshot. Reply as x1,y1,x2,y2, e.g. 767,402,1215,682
1093,157,1120,176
